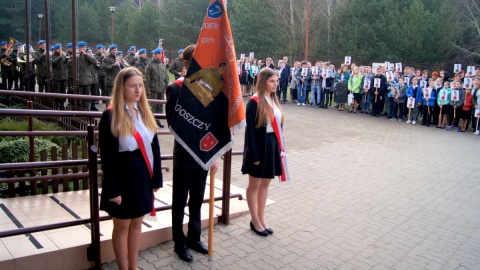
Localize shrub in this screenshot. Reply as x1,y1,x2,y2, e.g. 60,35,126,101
0,138,59,163
0,117,70,145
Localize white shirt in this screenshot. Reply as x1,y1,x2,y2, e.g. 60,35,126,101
118,103,154,152
264,95,282,133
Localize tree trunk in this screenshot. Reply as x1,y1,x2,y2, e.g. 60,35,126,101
290,0,296,58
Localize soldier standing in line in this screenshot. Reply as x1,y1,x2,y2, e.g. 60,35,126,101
8,42,22,90
145,48,169,128
65,43,74,97
33,40,49,92
76,41,98,110
134,48,150,76
0,41,13,89
51,43,68,109
169,48,184,80
95,44,106,103
102,44,125,106
17,44,36,92
87,47,99,110
124,45,137,66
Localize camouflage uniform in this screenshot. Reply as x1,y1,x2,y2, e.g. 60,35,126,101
102,53,125,105
8,48,21,89
169,57,184,80
33,48,49,92
95,51,106,99
124,52,137,66
1,47,13,89
17,51,36,92
76,51,98,110
146,58,169,113
51,51,68,108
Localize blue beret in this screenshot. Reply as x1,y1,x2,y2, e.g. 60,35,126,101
116,51,123,55
109,44,117,50
138,48,146,54
0,41,7,45
129,46,136,51
152,48,162,55
67,43,73,48
38,40,46,45
96,44,103,50
50,46,55,51
54,43,62,49
78,41,87,47
87,47,92,51
178,49,184,54
14,42,22,47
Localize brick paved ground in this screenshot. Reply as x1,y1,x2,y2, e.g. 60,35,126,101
103,100,480,270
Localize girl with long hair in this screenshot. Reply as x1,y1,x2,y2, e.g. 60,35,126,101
99,67,163,270
242,68,285,237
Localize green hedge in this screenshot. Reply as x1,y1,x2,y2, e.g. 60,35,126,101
0,117,80,146
0,138,59,163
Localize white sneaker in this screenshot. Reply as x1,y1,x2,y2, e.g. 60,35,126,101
474,131,479,135
406,120,411,124
301,103,305,106
412,121,416,125
297,103,301,106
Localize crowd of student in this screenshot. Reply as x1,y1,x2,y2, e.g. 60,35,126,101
237,57,480,135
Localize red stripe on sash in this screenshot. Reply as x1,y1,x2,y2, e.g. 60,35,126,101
133,129,155,217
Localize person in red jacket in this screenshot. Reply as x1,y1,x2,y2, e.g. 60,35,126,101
460,87,474,132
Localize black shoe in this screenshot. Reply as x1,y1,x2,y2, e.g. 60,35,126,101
90,107,99,111
265,227,273,234
174,247,193,262
250,221,268,237
156,120,165,128
187,240,208,254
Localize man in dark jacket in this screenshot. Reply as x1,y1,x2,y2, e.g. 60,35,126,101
146,48,169,127
76,41,98,110
102,44,125,106
52,43,68,109
124,45,137,66
169,49,184,80
8,42,22,90
95,44,106,102
370,66,388,117
33,40,49,92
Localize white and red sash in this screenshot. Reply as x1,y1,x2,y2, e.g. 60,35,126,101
251,95,290,183
108,105,157,219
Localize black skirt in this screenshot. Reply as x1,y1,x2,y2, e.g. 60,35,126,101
100,149,154,219
334,82,348,104
244,133,282,179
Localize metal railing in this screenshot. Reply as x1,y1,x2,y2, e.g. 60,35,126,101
0,91,242,269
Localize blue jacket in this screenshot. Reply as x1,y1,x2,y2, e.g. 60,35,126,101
406,84,423,105
336,71,350,83
422,87,437,106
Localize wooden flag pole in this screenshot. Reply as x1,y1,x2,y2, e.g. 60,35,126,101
476,117,480,132
375,87,378,103
408,107,412,121
208,167,216,261
454,101,457,119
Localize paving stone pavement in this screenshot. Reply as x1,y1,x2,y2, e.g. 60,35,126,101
102,100,480,270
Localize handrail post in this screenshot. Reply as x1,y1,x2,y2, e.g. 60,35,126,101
86,124,101,269
220,149,232,225
27,101,38,194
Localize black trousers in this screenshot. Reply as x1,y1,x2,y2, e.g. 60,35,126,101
371,94,385,115
171,166,208,249
98,76,106,96
422,105,432,126
53,80,67,106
